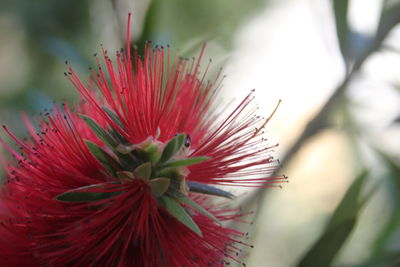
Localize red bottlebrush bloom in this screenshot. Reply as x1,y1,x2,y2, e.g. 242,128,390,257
0,14,284,267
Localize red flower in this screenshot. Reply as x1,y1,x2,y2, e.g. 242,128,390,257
0,14,284,266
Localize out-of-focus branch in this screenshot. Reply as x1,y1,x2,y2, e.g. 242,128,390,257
240,2,400,219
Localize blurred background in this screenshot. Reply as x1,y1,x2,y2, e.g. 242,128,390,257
0,0,400,266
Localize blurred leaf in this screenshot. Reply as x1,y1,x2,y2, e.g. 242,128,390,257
135,0,266,53
4,0,92,100
393,115,400,124
371,151,400,257
297,170,372,267
375,150,400,197
326,170,368,231
376,2,400,44
374,217,400,254
136,0,160,53
341,251,400,267
332,0,350,61
298,219,356,267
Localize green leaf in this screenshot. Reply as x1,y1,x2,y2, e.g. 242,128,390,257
371,150,400,257
85,140,117,174
136,0,160,54
102,150,125,172
375,150,400,194
333,0,350,60
326,169,368,231
172,191,221,225
102,106,124,129
376,3,400,45
297,170,374,267
134,162,152,180
160,195,202,236
352,251,400,267
159,134,185,163
85,140,108,163
80,114,118,149
55,183,122,202
139,143,161,164
150,177,171,197
135,0,266,53
174,134,185,153
187,181,235,199
298,219,356,267
163,156,209,169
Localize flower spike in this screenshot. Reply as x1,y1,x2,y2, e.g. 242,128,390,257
0,14,284,267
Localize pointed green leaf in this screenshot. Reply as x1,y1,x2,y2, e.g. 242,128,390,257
102,149,124,172
298,219,356,267
135,143,162,164
80,114,118,149
326,169,368,231
146,143,161,164
82,120,136,170
85,140,108,162
134,162,152,180
85,140,117,174
297,170,375,267
150,177,171,197
187,181,235,199
172,191,220,225
174,134,185,153
102,106,124,129
55,183,122,202
163,156,209,169
159,134,185,163
160,195,202,236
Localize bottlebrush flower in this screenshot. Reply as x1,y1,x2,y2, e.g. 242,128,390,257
0,14,284,267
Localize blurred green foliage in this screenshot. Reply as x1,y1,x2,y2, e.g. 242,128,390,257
287,0,400,266
0,0,95,141
0,0,266,130
298,170,372,267
137,0,265,50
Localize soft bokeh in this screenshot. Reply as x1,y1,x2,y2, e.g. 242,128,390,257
1,0,400,266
